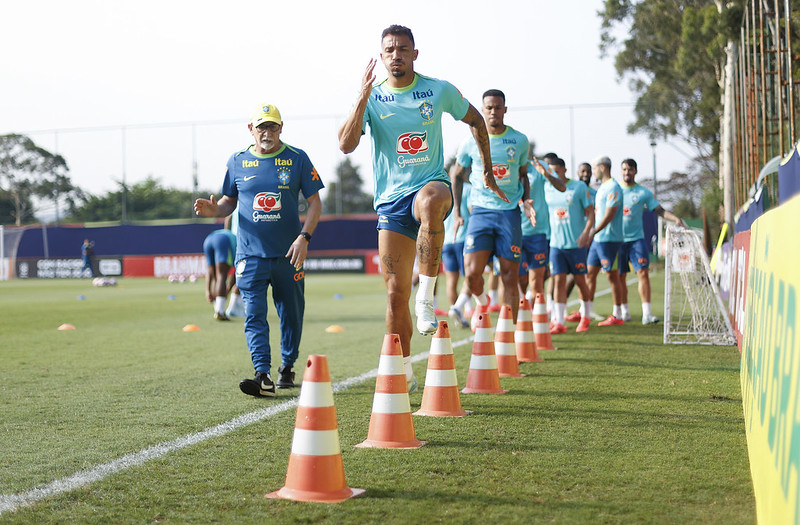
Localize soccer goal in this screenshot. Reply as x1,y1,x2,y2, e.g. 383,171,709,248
663,226,736,345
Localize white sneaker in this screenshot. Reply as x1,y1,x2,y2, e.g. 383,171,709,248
589,311,605,321
415,299,437,335
226,300,246,318
407,375,418,394
448,307,469,328
642,314,660,325
622,313,632,322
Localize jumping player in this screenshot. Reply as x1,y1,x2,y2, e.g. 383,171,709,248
338,25,504,392
452,89,532,327
194,103,323,397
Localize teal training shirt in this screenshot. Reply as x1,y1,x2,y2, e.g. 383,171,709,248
521,162,554,238
621,183,660,242
362,73,470,208
444,182,472,245
593,178,624,242
456,126,529,211
545,179,592,249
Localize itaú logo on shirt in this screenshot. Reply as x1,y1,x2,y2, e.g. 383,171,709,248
253,192,282,212
396,131,428,155
492,164,511,180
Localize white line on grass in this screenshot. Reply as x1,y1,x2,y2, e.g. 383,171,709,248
0,336,474,516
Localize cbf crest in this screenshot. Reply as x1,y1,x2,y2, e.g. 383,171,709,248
506,146,516,162
277,167,291,186
419,100,434,121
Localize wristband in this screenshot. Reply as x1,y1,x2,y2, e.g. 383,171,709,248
299,232,312,243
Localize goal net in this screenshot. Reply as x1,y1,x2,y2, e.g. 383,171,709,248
663,226,736,345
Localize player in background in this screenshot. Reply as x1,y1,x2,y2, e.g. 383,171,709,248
451,89,532,328
545,157,594,334
564,162,599,322
442,179,472,328
338,25,505,392
519,155,566,306
195,103,323,397
585,156,624,326
202,217,237,321
618,158,686,324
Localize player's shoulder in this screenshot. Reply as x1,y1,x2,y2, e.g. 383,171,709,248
231,145,253,159
506,126,529,143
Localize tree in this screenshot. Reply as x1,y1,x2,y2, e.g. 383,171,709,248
323,158,373,215
67,176,212,222
598,0,743,234
0,134,77,226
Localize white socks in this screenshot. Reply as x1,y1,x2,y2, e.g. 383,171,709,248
214,296,226,314
403,356,413,381
613,304,622,319
642,302,652,318
488,289,498,305
454,292,471,312
416,274,436,303
473,292,489,307
621,303,630,319
580,300,593,319
554,303,566,325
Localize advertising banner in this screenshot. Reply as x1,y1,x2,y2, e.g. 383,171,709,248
740,195,800,525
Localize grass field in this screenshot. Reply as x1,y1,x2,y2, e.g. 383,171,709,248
0,272,754,523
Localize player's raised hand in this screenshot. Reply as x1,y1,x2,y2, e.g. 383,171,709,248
483,168,509,203
194,195,218,217
360,58,376,98
531,156,547,175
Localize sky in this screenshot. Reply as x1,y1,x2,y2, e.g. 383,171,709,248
1,0,697,218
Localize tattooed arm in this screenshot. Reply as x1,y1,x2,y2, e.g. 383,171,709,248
461,104,508,203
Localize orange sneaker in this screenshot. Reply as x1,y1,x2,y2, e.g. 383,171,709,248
550,322,567,335
488,303,502,313
598,315,625,327
576,317,591,333
565,310,582,323
434,308,448,316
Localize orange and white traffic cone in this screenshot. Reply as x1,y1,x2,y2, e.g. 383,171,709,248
461,310,508,394
495,305,524,377
533,293,556,351
356,334,425,448
266,355,365,503
414,321,470,417
515,298,542,362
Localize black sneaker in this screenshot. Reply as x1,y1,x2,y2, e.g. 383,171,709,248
239,371,275,397
276,365,296,389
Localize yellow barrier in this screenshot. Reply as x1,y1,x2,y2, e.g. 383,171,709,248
741,194,800,524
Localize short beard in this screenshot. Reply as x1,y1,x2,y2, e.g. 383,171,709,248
390,69,406,78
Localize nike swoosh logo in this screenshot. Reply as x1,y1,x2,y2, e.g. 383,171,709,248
244,175,256,181
380,113,395,120
260,381,271,390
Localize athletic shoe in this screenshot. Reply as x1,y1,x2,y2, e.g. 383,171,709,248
642,314,661,325
434,308,448,317
565,310,582,323
407,375,418,394
226,299,245,318
598,315,625,327
470,304,488,332
550,322,567,335
213,312,230,321
239,371,275,398
622,313,632,322
576,317,591,333
276,365,296,389
448,307,469,328
590,311,606,321
488,303,502,313
415,299,437,336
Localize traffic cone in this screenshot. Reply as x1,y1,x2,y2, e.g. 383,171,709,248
356,334,425,448
461,310,508,394
266,355,365,503
533,293,556,351
414,321,470,417
515,298,542,362
495,305,524,377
